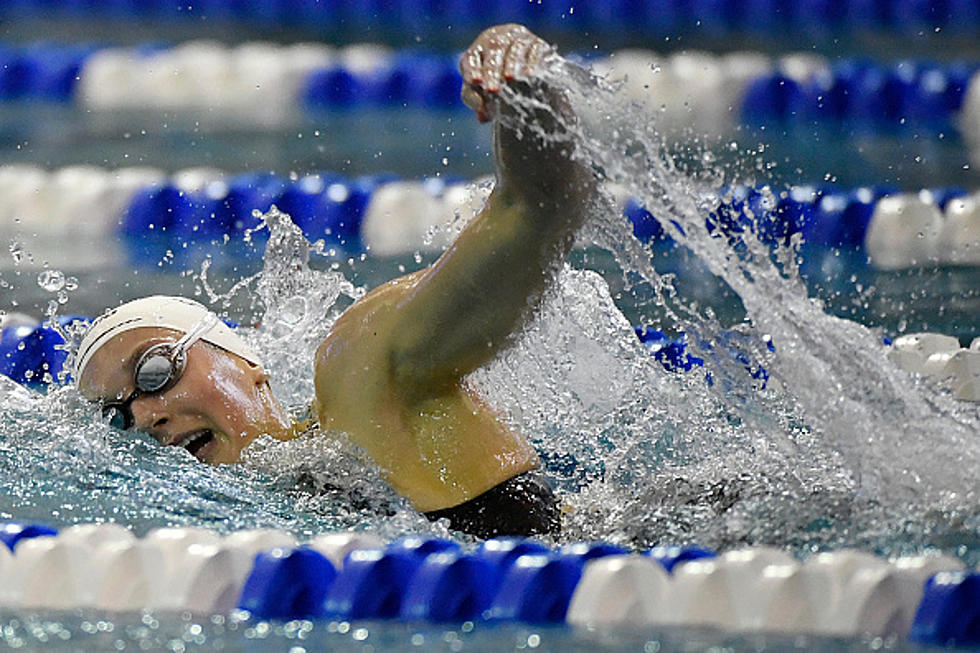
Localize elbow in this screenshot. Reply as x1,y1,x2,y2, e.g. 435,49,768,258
388,347,416,393
389,336,481,401
388,346,450,402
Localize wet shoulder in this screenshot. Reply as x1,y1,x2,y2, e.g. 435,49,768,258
313,271,424,408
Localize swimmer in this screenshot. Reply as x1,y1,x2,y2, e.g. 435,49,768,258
75,24,596,539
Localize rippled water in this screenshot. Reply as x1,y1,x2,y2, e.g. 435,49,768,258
0,610,939,652
0,48,977,650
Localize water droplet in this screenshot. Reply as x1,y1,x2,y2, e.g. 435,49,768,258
8,241,25,263
37,269,66,292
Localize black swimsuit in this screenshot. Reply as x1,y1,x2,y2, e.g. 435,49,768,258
423,471,561,539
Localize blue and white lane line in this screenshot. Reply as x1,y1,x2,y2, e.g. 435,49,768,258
5,0,980,40
2,308,977,401
0,521,976,645
1,165,978,268
3,41,980,144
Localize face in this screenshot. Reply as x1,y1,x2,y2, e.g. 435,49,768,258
78,327,291,464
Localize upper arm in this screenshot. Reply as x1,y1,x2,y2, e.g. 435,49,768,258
319,183,588,405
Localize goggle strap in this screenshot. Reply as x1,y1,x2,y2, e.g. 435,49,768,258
173,312,220,358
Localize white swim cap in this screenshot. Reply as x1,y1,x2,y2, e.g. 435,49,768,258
74,295,262,382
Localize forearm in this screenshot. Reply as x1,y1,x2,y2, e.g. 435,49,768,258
389,191,567,395
461,24,596,234
387,25,597,396
491,74,595,233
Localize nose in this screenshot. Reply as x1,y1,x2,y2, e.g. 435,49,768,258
128,394,174,442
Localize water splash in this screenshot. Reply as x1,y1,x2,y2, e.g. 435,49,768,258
0,206,421,539
0,369,434,540
198,206,364,406
463,51,979,553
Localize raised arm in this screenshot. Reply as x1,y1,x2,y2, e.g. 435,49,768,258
387,25,597,396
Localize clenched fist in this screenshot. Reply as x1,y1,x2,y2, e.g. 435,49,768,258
459,24,554,123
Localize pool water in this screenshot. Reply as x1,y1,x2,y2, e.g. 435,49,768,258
0,610,943,652
0,18,978,653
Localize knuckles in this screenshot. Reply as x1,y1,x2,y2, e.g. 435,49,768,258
462,23,541,84
459,23,548,121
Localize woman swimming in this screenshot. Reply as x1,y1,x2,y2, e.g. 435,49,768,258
74,24,597,539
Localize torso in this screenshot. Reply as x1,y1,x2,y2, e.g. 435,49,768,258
312,276,539,513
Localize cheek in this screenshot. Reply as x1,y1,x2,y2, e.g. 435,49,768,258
204,360,265,432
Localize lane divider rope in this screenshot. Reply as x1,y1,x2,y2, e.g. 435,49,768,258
0,522,976,645
2,41,980,147
1,166,978,269
5,0,980,40
1,303,977,402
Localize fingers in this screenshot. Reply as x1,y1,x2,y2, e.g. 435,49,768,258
459,39,490,121
459,24,550,120
460,45,484,85
460,85,481,112
503,37,533,81
483,37,507,92
526,39,552,72
460,85,490,122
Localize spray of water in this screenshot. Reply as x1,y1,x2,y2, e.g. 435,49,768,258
464,51,979,553
198,208,366,406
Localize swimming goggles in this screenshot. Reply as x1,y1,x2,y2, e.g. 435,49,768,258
101,314,219,431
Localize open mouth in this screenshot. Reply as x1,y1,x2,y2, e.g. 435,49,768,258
172,429,215,460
